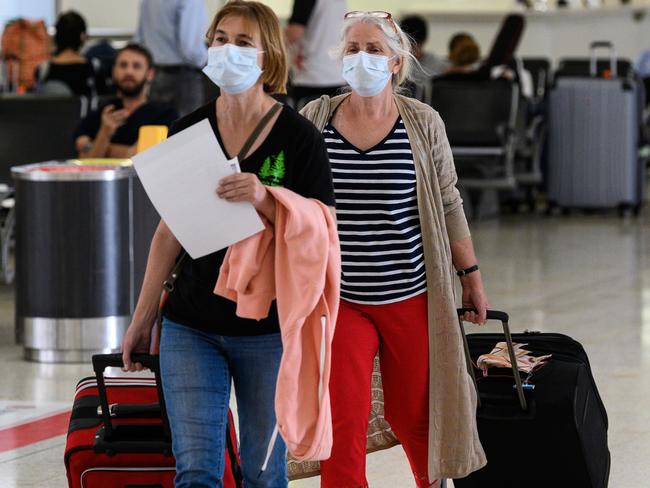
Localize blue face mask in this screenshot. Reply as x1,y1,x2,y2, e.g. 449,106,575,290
341,52,393,97
202,44,263,94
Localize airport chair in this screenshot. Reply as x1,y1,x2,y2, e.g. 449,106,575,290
430,79,520,191
0,95,84,185
557,57,635,79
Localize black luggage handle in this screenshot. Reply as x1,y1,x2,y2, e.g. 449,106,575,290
457,309,528,411
92,353,171,442
93,353,159,372
458,309,509,323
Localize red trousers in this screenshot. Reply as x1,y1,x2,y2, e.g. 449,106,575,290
320,293,437,488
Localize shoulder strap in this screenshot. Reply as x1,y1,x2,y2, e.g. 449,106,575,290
237,102,282,161
162,102,282,294
162,253,187,293
312,95,333,132
299,95,331,132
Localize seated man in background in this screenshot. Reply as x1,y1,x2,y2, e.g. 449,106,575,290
75,43,178,159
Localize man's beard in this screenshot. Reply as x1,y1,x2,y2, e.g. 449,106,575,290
117,78,147,98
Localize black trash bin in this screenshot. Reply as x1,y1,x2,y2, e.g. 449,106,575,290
11,162,157,362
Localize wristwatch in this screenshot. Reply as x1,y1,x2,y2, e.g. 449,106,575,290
457,264,479,277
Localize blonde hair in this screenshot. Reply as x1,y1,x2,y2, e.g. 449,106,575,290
334,13,418,90
205,0,288,94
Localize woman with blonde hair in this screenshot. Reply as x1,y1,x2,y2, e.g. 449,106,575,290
121,1,335,487
301,11,488,487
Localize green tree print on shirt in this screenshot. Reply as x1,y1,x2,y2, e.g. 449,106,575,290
258,150,286,187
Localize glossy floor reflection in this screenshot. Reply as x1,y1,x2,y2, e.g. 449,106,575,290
1,214,649,487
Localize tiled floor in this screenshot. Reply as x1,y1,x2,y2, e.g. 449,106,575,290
1,213,650,487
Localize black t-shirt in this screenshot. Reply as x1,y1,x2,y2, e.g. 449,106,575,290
74,98,178,146
163,99,335,336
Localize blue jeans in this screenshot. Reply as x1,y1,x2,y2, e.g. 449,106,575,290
160,319,288,488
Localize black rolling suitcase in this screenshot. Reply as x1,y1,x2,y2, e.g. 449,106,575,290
453,310,610,488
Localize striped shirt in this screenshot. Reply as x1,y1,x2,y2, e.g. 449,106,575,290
324,118,427,305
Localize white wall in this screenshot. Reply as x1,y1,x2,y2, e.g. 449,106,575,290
55,0,650,29
58,0,225,31
44,0,650,64
0,0,55,33
420,9,650,66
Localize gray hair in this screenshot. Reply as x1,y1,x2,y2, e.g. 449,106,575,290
333,13,420,91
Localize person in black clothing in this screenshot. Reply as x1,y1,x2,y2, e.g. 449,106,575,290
35,11,104,97
74,43,177,159
121,2,334,487
84,40,118,95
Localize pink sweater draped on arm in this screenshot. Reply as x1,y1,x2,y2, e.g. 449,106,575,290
214,187,340,461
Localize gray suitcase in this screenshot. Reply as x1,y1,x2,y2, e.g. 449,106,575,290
547,42,643,213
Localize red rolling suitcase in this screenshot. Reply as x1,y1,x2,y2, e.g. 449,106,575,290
65,353,242,488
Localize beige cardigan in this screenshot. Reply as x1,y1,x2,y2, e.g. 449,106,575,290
300,93,487,480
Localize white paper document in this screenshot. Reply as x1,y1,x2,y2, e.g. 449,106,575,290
132,119,264,259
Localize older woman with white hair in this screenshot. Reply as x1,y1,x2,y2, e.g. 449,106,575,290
301,11,488,487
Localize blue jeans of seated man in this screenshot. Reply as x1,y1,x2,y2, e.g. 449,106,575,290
160,319,288,488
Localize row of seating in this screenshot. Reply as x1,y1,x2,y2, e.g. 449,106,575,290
1,54,646,215
0,94,94,284
428,55,648,216
430,78,543,216
0,95,90,186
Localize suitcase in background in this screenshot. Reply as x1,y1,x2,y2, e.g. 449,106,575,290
453,310,610,488
547,41,643,213
65,353,242,488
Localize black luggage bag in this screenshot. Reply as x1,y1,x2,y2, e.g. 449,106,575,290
453,310,610,488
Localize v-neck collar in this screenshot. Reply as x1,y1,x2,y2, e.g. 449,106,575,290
326,116,402,155
210,104,285,163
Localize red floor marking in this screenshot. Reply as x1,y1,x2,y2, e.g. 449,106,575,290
0,411,70,452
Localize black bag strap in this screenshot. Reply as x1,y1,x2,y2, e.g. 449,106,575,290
237,102,282,161
162,102,283,293
162,253,187,292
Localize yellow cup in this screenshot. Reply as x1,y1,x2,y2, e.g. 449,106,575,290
136,125,169,154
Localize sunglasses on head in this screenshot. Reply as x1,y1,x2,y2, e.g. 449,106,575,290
344,11,398,33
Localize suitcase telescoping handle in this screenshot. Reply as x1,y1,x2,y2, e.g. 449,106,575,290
93,352,159,371
590,41,617,78
457,309,528,411
92,353,171,442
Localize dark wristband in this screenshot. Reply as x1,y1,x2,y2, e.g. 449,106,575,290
457,264,479,277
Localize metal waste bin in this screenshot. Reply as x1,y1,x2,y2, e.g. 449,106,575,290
12,162,136,363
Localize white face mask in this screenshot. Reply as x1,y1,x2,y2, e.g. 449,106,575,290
202,44,263,94
341,51,393,97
